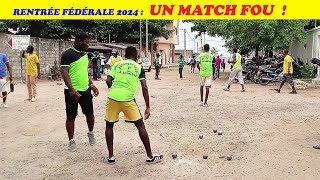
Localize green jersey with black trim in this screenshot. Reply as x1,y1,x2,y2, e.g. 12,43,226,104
107,59,146,101
60,47,89,91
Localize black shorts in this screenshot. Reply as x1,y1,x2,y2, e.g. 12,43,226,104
64,87,93,120
155,66,160,73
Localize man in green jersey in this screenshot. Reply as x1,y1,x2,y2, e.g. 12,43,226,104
197,44,215,107
154,53,161,80
104,46,163,164
61,33,100,152
224,48,245,92
178,54,185,79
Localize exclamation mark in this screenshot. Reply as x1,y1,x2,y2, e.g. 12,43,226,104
282,5,287,15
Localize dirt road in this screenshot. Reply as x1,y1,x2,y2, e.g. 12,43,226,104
1,67,320,180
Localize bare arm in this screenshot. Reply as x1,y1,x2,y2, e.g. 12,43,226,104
37,63,40,78
293,60,302,68
61,67,73,90
21,51,25,58
140,79,150,108
5,62,13,81
89,77,99,96
197,62,200,70
106,76,113,88
140,79,150,119
287,62,291,74
212,63,216,76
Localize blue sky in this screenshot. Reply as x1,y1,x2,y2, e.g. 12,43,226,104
175,20,229,57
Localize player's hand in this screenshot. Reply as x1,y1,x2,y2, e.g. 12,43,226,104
91,85,99,97
144,107,150,120
213,76,217,80
37,74,41,79
9,75,13,81
70,88,81,101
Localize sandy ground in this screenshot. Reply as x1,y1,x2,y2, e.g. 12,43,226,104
1,66,320,180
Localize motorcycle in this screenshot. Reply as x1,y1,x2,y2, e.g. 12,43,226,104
258,66,283,86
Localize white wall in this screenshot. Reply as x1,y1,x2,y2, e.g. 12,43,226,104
290,28,320,64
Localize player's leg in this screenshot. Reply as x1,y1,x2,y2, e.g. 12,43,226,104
204,77,211,106
26,75,32,100
224,69,237,91
79,88,96,145
104,98,120,164
105,121,115,159
237,68,245,92
30,75,37,101
64,89,78,151
276,75,287,93
287,74,297,94
200,76,204,105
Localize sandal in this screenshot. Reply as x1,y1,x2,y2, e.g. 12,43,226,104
241,89,245,92
275,89,280,93
103,156,116,164
313,144,320,149
146,155,163,164
223,88,230,91
289,91,297,94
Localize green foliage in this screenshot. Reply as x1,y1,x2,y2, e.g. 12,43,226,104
299,64,317,79
0,20,173,44
210,47,218,56
187,20,309,52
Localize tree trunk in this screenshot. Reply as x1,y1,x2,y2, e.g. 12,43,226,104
255,47,259,57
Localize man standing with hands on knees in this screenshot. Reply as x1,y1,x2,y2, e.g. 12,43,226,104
60,33,99,152
104,46,163,164
22,45,40,102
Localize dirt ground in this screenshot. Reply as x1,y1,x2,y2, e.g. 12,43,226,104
1,66,320,180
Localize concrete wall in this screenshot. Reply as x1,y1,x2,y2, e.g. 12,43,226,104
289,27,320,63
0,33,73,80
158,20,179,45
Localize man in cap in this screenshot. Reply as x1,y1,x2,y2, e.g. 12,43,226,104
107,49,123,68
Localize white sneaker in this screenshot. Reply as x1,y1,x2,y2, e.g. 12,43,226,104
87,131,96,145
200,101,204,106
2,103,8,108
31,97,36,102
68,139,77,152
203,103,208,107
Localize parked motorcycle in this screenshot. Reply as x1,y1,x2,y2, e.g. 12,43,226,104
258,66,283,86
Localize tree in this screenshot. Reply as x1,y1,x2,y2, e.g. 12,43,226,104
0,20,173,44
210,47,218,56
187,20,309,56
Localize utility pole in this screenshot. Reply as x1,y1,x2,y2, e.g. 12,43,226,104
194,37,196,53
146,20,148,59
200,33,203,51
139,20,142,52
184,29,186,58
197,41,199,53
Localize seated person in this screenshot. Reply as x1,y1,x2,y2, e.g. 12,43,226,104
52,60,61,81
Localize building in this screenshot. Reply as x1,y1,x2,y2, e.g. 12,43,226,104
152,20,179,65
289,26,320,84
174,50,194,63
